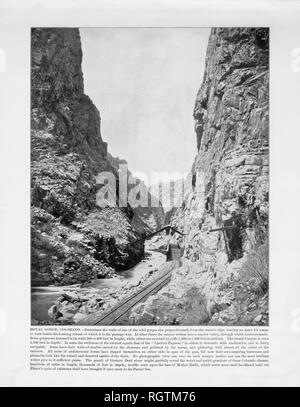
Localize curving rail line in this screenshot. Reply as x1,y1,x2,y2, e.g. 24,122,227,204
78,261,177,326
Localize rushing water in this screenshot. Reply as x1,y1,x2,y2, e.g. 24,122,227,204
31,250,166,322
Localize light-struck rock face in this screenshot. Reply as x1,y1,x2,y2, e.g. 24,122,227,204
173,27,269,265
137,28,269,326
31,28,107,169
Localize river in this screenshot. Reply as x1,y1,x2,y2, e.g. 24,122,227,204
31,249,166,322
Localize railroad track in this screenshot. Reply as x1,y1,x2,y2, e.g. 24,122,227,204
78,261,177,326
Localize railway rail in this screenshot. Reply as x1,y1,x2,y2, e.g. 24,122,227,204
78,260,178,326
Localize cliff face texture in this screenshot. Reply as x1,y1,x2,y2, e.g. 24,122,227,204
174,27,269,262
31,28,156,286
132,28,269,326
106,153,165,234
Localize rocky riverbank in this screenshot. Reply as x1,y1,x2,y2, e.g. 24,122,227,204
31,243,166,325
129,248,268,326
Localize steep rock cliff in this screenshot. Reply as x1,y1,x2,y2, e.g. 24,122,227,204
31,28,144,286
174,27,269,263
132,28,269,326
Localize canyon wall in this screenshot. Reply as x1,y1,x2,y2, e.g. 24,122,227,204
31,28,160,286
106,153,165,234
131,28,269,326
173,27,269,264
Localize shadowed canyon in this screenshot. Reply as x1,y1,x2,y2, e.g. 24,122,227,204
31,27,269,326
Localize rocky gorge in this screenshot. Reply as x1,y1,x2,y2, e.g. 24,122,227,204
31,28,163,290
130,27,269,326
31,27,269,326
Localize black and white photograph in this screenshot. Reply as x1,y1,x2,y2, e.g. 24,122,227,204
30,27,269,326
3,0,300,390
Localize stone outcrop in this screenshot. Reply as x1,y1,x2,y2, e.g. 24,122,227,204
173,27,269,264
31,28,107,170
31,28,150,286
